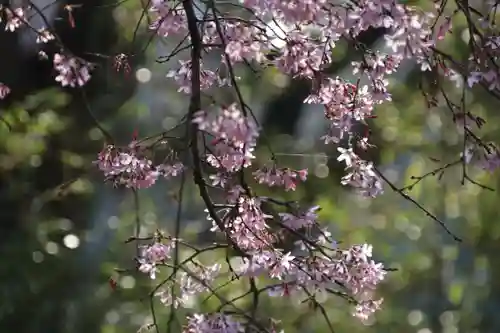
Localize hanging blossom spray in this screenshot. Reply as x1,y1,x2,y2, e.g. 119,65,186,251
2,0,500,331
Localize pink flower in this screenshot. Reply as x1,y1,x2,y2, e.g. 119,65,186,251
149,1,187,37
193,104,259,173
353,299,384,321
53,53,92,87
138,241,175,279
0,83,10,99
4,8,25,32
279,206,320,230
253,166,308,191
183,313,243,333
95,143,183,189
167,60,220,93
36,28,55,44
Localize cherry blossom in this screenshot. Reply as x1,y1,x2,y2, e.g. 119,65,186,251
167,60,223,94
279,205,320,230
0,83,10,99
3,7,25,32
53,53,92,88
193,104,259,173
95,142,184,189
149,0,187,37
253,166,307,191
210,195,275,251
138,241,175,279
36,28,55,44
183,313,243,333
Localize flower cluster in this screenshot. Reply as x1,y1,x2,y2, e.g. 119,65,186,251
183,313,243,333
155,262,221,308
53,53,93,88
167,60,229,94
211,195,276,251
193,103,259,173
279,205,320,230
253,166,308,191
203,21,268,64
95,141,184,189
2,7,25,32
138,241,175,279
337,147,384,198
149,0,187,38
36,28,55,44
237,243,386,321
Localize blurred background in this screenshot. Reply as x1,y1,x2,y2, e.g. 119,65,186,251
1,0,500,332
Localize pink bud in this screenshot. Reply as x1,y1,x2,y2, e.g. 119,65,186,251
437,18,452,41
